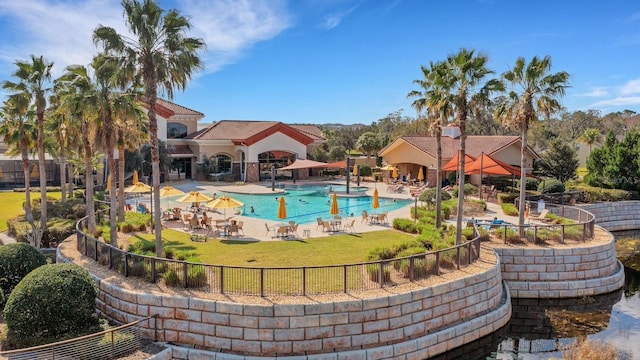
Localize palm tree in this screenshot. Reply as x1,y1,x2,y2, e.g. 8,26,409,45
581,128,602,154
437,49,502,244
355,132,380,166
495,56,569,227
408,60,451,229
3,55,53,230
0,98,39,245
93,0,205,256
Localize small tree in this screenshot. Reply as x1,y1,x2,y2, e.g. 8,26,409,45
537,139,579,183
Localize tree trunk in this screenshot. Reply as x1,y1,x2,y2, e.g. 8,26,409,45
145,75,163,257
117,140,126,223
455,108,467,245
518,124,528,228
106,113,118,248
37,111,47,230
83,120,96,235
435,129,442,229
22,152,33,225
59,155,67,204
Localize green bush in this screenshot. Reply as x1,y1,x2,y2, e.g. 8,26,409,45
0,243,47,297
392,218,418,233
501,203,518,216
538,178,565,194
4,264,100,348
419,188,452,204
366,264,391,283
567,184,636,202
366,246,396,261
452,183,478,197
163,269,180,287
358,164,372,176
497,192,518,204
187,266,208,287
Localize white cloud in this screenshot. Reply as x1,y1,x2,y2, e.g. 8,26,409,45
578,87,609,98
620,78,640,95
590,96,640,107
321,5,357,30
0,0,291,76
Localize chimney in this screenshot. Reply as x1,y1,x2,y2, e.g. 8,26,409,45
442,125,461,138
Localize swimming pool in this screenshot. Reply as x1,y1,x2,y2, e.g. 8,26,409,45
161,187,411,225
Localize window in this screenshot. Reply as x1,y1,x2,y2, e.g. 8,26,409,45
167,123,187,138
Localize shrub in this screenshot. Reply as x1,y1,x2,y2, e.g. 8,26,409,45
163,269,180,287
419,188,452,204
366,264,391,283
497,192,518,204
501,203,518,216
452,183,478,197
517,178,540,191
392,218,418,233
0,243,47,297
358,164,372,176
366,246,396,261
4,264,100,348
567,184,635,202
393,247,428,277
538,178,565,194
187,266,208,287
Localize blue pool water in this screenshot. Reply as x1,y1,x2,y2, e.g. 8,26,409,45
162,186,411,225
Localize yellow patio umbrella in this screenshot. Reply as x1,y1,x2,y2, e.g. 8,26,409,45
330,193,339,216
106,175,111,193
277,196,287,221
124,182,152,194
352,164,358,176
380,164,397,171
30,164,38,178
417,167,424,182
391,167,398,179
176,191,213,204
133,170,139,184
372,188,380,210
158,186,185,197
207,195,245,218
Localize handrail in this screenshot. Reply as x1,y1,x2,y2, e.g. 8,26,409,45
74,207,483,296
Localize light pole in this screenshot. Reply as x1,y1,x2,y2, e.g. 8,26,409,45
414,194,418,223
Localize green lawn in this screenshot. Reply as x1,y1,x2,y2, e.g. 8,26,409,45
0,191,61,232
133,229,417,266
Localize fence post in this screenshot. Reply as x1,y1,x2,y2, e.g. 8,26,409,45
84,235,88,256
151,258,156,283
409,257,414,281
378,262,384,288
260,268,265,297
94,239,99,261
435,252,440,276
561,226,566,244
220,266,225,294
124,253,129,277
456,247,461,270
108,247,112,269
467,243,471,264
111,330,115,359
183,262,188,288
343,265,347,293
302,267,306,296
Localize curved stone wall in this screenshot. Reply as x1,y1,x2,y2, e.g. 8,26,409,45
493,229,625,298
580,201,640,231
58,248,510,359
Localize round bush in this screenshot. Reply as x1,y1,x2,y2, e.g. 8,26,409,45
358,164,372,176
538,179,565,194
419,188,452,204
0,243,47,296
4,263,99,347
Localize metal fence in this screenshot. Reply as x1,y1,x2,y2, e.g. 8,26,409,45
483,202,596,245
0,315,157,360
75,213,483,296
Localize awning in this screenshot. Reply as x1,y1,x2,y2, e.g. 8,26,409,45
325,160,347,168
278,159,328,170
167,144,193,158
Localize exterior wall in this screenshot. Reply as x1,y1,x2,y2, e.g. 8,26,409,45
58,249,508,359
491,143,534,169
246,162,259,183
249,133,307,163
580,201,640,232
383,142,436,171
493,231,625,298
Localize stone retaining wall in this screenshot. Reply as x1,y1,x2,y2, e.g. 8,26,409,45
579,201,640,231
58,249,509,359
493,230,625,298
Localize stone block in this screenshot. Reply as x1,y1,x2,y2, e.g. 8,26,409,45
231,339,261,353
305,325,334,339
292,339,323,353
202,312,229,325
274,304,305,317
162,295,189,309
189,298,215,312
275,329,305,341
366,345,394,360
351,333,379,347
290,315,320,328
403,322,426,338
259,317,289,329
244,305,273,317
333,300,362,312
411,309,432,323
393,339,418,355
176,309,202,322
334,323,363,336
305,302,334,315
389,314,412,329
362,296,389,310
363,319,389,333
178,332,204,347
244,328,274,341
189,322,215,336
261,340,292,354
401,300,422,315
229,314,258,328
216,325,244,339
137,293,162,306
216,302,244,315
323,336,351,349
319,313,348,326
163,319,189,332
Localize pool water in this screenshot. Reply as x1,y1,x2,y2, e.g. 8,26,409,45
162,188,411,225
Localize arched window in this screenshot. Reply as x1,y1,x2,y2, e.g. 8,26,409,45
167,123,187,138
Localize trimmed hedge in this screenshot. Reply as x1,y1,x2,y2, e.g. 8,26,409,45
0,243,47,298
567,184,637,202
3,263,100,348
538,178,565,194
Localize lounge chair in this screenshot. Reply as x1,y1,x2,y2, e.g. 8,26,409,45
316,217,324,230
528,209,550,222
410,184,429,196
343,219,356,233
265,223,275,237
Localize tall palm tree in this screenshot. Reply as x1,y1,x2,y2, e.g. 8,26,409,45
3,55,53,230
56,65,101,235
495,56,569,227
355,132,380,166
408,60,451,229
93,0,205,256
46,92,76,203
581,128,602,154
0,98,39,245
436,49,503,244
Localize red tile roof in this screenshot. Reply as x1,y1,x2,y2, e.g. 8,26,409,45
392,135,523,159
190,120,318,145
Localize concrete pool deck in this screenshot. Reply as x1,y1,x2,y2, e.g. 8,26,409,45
151,179,521,242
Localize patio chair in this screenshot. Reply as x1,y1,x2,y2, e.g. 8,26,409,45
378,212,388,224
361,210,369,224
322,221,331,233
316,217,324,230
265,223,275,237
528,209,550,222
289,223,299,237
190,215,200,230
277,226,289,238
343,219,356,233
236,221,244,234
228,224,239,238
182,214,192,230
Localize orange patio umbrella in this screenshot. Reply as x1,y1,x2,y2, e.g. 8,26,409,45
442,150,476,172
277,196,287,221
330,193,339,216
417,168,424,183
133,170,139,184
372,188,380,210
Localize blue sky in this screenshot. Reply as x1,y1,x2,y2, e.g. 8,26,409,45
0,0,639,125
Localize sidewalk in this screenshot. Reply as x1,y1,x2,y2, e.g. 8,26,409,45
0,231,16,245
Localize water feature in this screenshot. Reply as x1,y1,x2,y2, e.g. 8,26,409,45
430,230,640,359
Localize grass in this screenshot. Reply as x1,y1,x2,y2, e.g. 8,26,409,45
0,191,61,232
133,229,417,266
